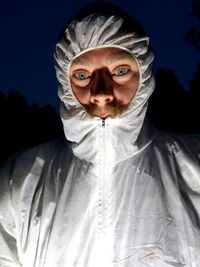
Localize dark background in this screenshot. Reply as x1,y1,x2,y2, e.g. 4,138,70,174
0,0,200,162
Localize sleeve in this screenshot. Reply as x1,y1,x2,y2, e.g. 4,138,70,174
0,161,22,267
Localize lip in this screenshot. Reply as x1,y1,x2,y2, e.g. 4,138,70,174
99,110,111,118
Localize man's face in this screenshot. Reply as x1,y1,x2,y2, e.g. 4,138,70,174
70,47,139,118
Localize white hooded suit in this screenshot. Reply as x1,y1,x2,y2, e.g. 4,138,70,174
0,2,200,266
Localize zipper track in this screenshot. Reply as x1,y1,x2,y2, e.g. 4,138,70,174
98,119,106,240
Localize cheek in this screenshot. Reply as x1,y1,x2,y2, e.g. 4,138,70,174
71,83,91,104
114,78,139,105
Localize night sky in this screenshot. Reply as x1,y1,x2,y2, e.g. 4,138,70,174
0,0,199,111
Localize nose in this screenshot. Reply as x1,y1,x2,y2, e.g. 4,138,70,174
90,93,114,106
90,68,114,106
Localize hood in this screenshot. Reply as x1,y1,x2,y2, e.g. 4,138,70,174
54,1,156,163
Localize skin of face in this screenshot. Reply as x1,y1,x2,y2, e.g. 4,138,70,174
70,47,140,119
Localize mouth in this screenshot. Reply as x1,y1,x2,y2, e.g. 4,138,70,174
99,110,111,119
83,102,128,118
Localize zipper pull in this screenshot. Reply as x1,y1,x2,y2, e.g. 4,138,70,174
102,118,105,127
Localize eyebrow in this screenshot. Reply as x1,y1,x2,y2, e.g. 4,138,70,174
107,53,134,64
71,51,134,67
71,57,90,67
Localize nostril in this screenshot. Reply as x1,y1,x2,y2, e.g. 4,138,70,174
90,94,114,105
90,96,98,104
106,95,114,103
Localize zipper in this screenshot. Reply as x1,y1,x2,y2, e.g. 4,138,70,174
102,118,106,175
102,118,106,184
102,118,105,127
97,118,106,240
99,118,114,265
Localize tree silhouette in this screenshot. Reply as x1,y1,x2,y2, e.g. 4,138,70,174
183,0,200,133
190,62,200,95
148,0,200,134
0,90,63,163
147,68,190,133
184,0,200,52
187,63,200,132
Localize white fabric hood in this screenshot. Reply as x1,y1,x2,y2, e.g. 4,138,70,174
54,2,155,163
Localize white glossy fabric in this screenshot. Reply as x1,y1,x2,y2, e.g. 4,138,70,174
1,4,200,267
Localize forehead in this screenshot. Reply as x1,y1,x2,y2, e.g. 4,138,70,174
71,47,136,67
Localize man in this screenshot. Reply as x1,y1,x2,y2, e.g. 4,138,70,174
0,1,200,266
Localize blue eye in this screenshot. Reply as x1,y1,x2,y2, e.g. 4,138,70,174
74,71,90,80
115,67,129,76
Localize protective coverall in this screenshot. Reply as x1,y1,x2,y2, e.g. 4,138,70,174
0,2,200,267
